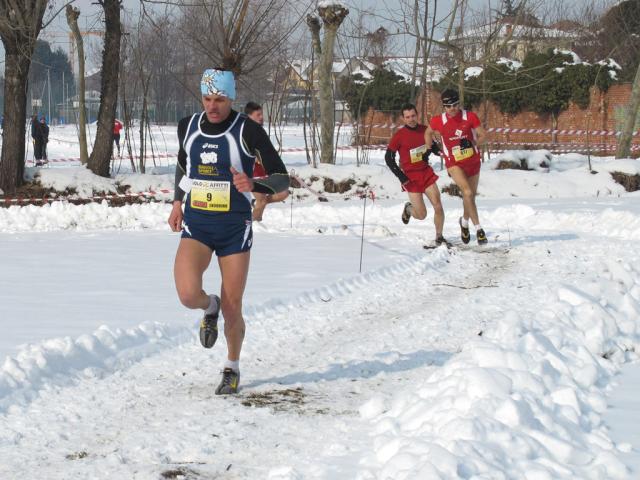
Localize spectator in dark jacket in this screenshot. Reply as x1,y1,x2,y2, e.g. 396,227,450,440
34,116,49,165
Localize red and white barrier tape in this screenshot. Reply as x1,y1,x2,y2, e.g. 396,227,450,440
35,145,389,164
26,152,178,166
336,122,639,136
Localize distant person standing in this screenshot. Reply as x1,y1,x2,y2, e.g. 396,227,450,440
244,102,289,221
39,116,49,164
32,115,48,166
113,119,123,155
424,89,488,245
385,103,448,246
30,115,39,158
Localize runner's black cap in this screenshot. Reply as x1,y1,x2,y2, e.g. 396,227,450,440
441,89,460,106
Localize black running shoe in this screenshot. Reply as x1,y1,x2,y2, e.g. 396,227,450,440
215,368,240,395
401,202,412,224
477,228,488,245
199,295,220,349
435,235,451,247
459,217,471,244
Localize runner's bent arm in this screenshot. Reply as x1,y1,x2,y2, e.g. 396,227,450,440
474,125,487,147
242,120,289,194
173,117,190,202
424,126,434,149
384,148,409,184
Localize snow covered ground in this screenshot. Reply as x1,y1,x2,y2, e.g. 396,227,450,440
0,124,639,478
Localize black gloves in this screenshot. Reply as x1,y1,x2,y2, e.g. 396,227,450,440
422,141,442,164
460,138,473,150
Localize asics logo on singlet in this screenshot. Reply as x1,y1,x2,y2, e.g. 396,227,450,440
201,143,219,149
201,151,218,165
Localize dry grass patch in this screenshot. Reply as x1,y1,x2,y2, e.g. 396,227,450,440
610,172,640,192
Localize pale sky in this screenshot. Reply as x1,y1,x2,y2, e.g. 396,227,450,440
0,0,607,71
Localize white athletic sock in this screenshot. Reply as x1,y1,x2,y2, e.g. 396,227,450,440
204,294,219,314
474,224,483,231
225,360,240,373
460,217,469,228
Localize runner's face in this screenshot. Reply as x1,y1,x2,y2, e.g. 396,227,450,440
402,109,418,128
202,94,232,123
444,103,460,117
249,109,264,126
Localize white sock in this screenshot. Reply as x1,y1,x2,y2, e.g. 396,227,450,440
474,224,483,231
460,217,469,228
225,360,240,373
204,294,219,314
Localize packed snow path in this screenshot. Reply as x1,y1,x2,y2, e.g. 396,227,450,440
0,204,638,479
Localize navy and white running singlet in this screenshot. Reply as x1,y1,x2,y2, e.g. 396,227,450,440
180,112,255,256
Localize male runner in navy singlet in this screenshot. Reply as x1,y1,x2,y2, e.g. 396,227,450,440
168,69,289,394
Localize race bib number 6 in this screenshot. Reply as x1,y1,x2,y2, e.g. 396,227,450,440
452,145,474,162
190,179,231,211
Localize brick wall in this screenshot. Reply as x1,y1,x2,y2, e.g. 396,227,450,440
358,83,637,155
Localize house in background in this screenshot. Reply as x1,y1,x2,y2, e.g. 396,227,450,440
441,3,580,63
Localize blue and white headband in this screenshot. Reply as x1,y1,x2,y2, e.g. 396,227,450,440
200,69,236,100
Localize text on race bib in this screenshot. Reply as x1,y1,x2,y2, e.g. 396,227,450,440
409,145,427,163
190,179,231,212
452,145,474,162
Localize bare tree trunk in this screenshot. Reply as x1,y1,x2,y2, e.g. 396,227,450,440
317,19,337,165
66,5,89,165
88,0,122,177
456,2,466,105
307,5,349,165
0,0,49,195
410,0,420,101
616,62,640,159
139,95,146,174
0,52,31,194
303,90,312,166
139,76,151,174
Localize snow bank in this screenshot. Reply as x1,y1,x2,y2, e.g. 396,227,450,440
0,322,193,413
22,166,174,200
0,201,171,232
27,167,118,198
359,260,640,479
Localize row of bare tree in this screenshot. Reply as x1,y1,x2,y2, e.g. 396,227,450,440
1,0,639,195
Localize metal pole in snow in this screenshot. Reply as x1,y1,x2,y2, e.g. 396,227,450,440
290,188,294,229
359,191,367,273
47,68,51,123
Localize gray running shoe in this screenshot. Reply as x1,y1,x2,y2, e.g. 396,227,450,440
215,368,240,395
401,202,412,224
459,217,471,244
477,228,488,245
435,235,452,247
199,295,220,349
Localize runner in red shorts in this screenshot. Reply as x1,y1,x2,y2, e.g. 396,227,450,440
245,102,289,221
424,89,488,245
385,103,448,246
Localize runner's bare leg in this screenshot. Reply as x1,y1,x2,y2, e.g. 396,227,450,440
218,251,250,361
448,166,480,226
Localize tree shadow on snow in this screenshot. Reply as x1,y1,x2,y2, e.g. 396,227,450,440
243,348,453,389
